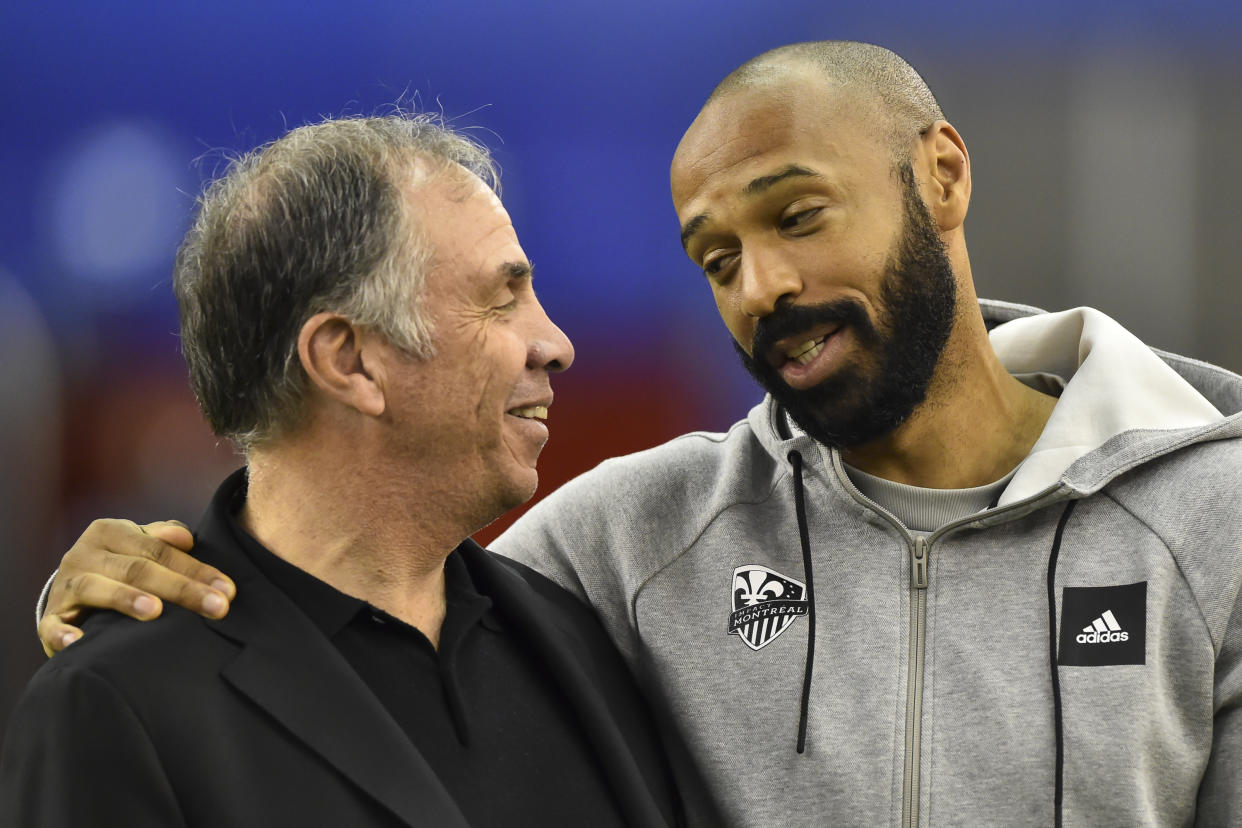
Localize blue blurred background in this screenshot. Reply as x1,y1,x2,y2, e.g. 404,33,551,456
3,0,1241,738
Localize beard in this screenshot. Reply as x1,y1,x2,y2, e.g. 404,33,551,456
735,162,958,450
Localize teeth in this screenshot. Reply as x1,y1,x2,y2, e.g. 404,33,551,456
786,337,826,365
508,405,549,420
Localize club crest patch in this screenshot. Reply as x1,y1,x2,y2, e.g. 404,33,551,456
727,565,809,651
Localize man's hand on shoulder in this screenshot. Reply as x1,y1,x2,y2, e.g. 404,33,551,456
38,519,236,657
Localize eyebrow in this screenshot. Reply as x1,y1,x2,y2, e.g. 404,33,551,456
500,260,533,280
679,164,824,251
743,164,822,195
679,214,711,251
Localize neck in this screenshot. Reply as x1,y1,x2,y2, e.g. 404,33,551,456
841,301,1057,489
240,435,468,648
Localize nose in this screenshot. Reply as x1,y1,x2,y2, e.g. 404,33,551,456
527,297,575,373
738,243,802,318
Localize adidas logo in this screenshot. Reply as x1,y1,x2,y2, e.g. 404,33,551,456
1059,583,1145,666
1075,609,1130,644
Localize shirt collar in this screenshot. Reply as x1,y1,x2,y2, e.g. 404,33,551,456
221,476,494,641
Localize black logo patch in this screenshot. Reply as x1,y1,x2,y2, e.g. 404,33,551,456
1058,581,1146,666
728,565,808,651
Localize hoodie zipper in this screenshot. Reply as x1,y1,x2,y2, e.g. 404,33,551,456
810,450,933,827
903,536,929,828
808,444,1074,827
894,501,1069,827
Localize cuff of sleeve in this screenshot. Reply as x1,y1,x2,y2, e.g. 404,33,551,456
35,568,58,628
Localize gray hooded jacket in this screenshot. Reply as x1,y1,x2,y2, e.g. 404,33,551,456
494,301,1242,827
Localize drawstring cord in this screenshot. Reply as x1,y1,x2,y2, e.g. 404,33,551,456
788,449,818,754
1046,498,1078,828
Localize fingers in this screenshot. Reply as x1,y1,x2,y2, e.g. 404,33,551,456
38,517,237,656
106,540,237,610
136,519,235,600
49,518,235,619
38,612,85,657
57,570,166,620
140,520,195,551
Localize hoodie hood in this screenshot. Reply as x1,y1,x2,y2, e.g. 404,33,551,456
986,301,1235,504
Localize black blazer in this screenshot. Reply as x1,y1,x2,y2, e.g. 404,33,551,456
0,475,682,827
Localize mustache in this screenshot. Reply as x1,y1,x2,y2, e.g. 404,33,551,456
751,299,874,361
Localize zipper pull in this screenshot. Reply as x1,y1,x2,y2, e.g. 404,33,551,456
911,536,928,589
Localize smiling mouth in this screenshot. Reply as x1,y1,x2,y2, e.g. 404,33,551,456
772,324,843,368
785,336,827,365
507,405,548,420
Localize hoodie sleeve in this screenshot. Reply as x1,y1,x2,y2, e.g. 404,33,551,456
1195,581,1242,824
493,423,773,670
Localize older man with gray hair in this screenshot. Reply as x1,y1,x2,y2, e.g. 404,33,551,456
0,114,688,827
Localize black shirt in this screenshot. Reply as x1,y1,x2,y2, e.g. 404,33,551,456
225,500,628,828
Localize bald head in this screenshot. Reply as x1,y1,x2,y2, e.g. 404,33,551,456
706,41,944,162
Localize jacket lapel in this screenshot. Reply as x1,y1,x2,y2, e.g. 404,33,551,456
193,487,470,828
462,542,673,828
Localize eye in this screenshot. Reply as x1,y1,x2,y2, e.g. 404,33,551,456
780,207,822,231
702,251,738,279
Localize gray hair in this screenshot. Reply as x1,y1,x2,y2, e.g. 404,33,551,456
174,113,497,452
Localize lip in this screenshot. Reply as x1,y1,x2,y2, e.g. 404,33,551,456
772,325,852,390
505,412,550,439
504,395,554,446
505,395,553,416
764,323,843,369
504,405,550,454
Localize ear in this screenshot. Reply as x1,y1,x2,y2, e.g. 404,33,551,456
917,120,971,232
297,312,387,418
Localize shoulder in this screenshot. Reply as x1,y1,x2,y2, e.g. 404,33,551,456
490,404,797,629
514,416,783,538
493,415,788,592
43,605,232,694
1104,427,1242,520
545,425,741,495
5,604,235,769
1101,430,1242,639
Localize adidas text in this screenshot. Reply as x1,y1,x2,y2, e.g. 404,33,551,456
1076,630,1129,644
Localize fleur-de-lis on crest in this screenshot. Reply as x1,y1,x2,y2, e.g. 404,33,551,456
735,569,785,606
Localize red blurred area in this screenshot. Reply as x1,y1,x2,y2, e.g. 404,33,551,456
59,363,242,529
